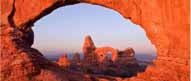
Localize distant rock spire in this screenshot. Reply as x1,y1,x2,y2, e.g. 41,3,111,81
82,35,96,54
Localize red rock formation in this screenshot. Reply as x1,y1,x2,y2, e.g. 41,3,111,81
82,35,99,67
1,0,189,81
82,52,99,67
117,48,137,65
124,48,135,57
82,35,118,63
57,53,71,68
82,35,96,54
95,47,118,62
81,36,140,77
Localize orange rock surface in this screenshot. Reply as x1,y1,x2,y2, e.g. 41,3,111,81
95,47,118,62
0,0,189,81
57,53,71,68
82,35,96,54
82,35,119,63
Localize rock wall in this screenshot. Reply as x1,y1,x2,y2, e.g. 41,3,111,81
0,0,189,81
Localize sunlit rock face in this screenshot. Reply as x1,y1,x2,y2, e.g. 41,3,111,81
0,0,189,81
82,35,98,65
95,47,118,63
71,35,140,77
57,53,71,68
82,35,96,54
82,35,119,63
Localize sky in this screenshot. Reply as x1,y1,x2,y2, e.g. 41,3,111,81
32,3,156,56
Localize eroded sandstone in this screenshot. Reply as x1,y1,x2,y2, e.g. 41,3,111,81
0,0,189,81
57,35,146,78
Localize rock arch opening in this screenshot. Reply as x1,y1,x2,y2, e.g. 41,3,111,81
32,3,157,78
1,0,189,81
105,51,112,60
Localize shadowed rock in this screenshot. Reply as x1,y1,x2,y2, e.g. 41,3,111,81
71,52,81,65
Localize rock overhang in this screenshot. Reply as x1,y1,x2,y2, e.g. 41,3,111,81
0,0,189,81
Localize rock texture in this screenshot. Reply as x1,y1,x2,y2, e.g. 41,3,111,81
117,48,137,65
62,35,144,78
123,48,135,57
0,0,189,81
82,35,119,63
95,47,118,62
82,35,96,54
57,53,71,68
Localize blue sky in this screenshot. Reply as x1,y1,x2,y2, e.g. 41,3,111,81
32,3,156,55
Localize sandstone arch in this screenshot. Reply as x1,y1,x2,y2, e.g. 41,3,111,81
1,0,189,81
95,47,118,62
